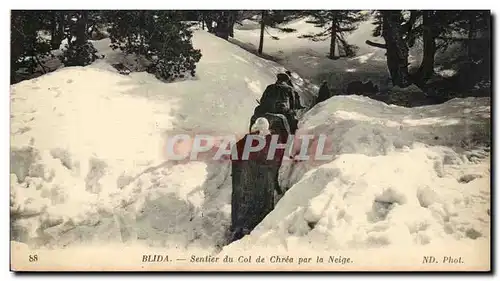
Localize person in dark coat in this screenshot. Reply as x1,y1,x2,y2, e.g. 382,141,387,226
259,74,294,113
316,81,331,104
255,73,299,134
230,117,286,242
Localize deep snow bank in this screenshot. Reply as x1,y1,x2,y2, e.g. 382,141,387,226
10,26,490,260
222,95,490,255
10,30,306,251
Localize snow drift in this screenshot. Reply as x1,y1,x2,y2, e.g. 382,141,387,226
222,95,490,258
10,25,490,266
10,30,299,251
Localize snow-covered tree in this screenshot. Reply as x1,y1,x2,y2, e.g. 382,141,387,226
107,11,202,81
11,11,54,83
59,11,99,67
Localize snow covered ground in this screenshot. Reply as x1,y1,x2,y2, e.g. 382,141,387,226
233,15,441,93
10,24,490,270
223,96,490,261
10,30,294,252
233,16,390,89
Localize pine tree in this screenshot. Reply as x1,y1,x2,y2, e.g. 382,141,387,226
48,10,65,49
367,10,491,90
59,11,99,67
436,10,491,89
200,10,238,40
382,10,411,87
107,11,202,81
11,10,102,83
256,10,300,55
11,10,53,83
299,10,366,59
200,10,297,54
258,10,266,54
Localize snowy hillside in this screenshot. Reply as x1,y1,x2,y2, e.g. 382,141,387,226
10,24,490,268
10,30,304,251
222,96,490,261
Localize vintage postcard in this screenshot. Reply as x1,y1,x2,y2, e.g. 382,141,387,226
10,9,491,272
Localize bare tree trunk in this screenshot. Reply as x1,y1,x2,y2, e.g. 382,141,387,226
139,11,146,55
381,10,411,88
467,12,476,60
49,11,57,49
75,11,88,46
204,12,212,33
329,14,337,59
258,10,266,54
50,11,64,49
214,11,230,40
58,12,65,43
228,10,236,38
415,11,436,85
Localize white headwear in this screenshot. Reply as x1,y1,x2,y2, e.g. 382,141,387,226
250,117,270,136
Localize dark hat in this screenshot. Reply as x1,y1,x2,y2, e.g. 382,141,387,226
276,73,290,82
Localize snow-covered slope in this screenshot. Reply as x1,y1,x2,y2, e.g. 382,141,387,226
222,95,490,261
10,26,490,267
10,30,300,251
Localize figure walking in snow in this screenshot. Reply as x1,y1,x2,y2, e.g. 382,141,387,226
252,72,299,134
316,81,331,104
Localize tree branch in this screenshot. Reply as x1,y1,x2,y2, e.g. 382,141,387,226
12,24,48,74
365,40,387,49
